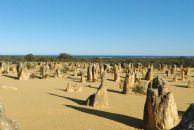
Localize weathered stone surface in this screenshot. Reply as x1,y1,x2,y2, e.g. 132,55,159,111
165,69,170,77
18,68,29,80
173,75,178,82
187,80,194,88
73,68,77,76
54,68,62,78
172,103,194,130
65,83,82,92
122,72,135,94
9,65,16,73
113,64,120,82
158,64,162,71
100,64,104,75
0,105,19,130
137,63,143,72
40,64,50,79
16,63,29,80
171,65,176,75
0,62,7,74
184,67,190,76
16,63,23,78
92,64,98,82
80,71,85,83
145,68,153,80
87,65,93,82
134,72,142,83
144,76,179,130
181,70,185,81
85,70,109,108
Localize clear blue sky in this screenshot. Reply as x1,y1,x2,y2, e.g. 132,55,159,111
0,0,194,56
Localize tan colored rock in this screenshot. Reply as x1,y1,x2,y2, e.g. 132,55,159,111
165,69,170,77
136,63,142,72
134,72,141,83
0,104,20,130
158,64,162,71
1,64,10,74
113,64,120,82
87,65,93,82
143,76,179,130
105,64,111,73
66,83,74,92
92,64,98,82
100,64,104,75
16,63,23,78
16,63,29,80
184,67,190,76
145,68,153,80
161,64,167,71
118,63,122,72
122,72,135,94
0,62,7,74
187,80,194,88
171,64,176,75
73,67,77,76
18,68,30,80
180,65,183,71
181,70,185,81
149,64,154,71
85,70,109,108
54,68,62,78
40,64,50,79
173,75,178,82
9,65,16,73
80,71,85,83
65,83,82,92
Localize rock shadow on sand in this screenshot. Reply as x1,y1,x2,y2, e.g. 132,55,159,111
65,105,143,129
175,84,188,88
48,93,84,105
55,88,66,92
2,75,18,80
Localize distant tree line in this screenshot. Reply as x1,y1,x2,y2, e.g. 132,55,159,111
0,53,73,63
0,54,194,67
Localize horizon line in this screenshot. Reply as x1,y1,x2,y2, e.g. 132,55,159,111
0,54,194,57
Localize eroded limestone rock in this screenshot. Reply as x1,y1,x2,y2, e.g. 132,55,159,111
144,76,179,130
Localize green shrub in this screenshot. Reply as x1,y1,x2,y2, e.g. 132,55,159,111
61,66,69,74
26,62,36,70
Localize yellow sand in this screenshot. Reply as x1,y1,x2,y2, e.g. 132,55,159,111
0,69,193,130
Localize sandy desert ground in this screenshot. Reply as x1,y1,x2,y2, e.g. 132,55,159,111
0,67,193,130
